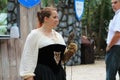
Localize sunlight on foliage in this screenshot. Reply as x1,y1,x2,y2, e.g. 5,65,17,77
0,0,7,35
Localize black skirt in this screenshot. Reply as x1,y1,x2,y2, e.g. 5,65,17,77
34,64,66,80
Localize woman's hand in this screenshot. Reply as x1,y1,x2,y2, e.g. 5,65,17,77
62,43,78,63
25,76,34,80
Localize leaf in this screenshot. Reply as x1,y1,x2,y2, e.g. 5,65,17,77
0,25,7,35
41,0,48,7
54,0,59,4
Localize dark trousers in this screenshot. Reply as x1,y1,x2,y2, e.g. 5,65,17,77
105,45,120,80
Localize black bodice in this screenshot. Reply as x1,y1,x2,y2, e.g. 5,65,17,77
37,44,66,73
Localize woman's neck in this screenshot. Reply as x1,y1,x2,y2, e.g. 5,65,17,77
41,24,52,33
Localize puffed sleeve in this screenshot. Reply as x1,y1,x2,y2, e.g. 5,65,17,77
19,30,39,79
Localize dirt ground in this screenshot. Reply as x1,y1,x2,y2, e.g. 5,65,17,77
66,59,119,80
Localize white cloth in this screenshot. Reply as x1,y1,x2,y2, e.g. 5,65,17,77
106,9,120,45
19,29,66,77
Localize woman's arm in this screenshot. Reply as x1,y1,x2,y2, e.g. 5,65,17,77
19,30,39,79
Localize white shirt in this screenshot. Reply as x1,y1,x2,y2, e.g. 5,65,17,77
106,9,120,45
19,29,66,77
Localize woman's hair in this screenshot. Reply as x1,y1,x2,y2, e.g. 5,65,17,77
37,7,57,26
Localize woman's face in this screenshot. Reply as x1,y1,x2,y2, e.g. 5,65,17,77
46,10,59,28
111,0,120,12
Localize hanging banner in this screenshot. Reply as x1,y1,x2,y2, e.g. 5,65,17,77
74,0,84,21
18,0,41,8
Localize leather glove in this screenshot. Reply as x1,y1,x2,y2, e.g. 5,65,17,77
62,43,78,63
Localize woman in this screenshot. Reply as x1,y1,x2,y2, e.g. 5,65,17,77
19,7,77,80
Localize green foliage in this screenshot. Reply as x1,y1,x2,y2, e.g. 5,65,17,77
41,0,48,7
41,0,59,7
82,0,113,36
0,0,7,12
0,25,7,35
0,0,7,35
0,13,7,35
54,0,59,4
81,0,113,51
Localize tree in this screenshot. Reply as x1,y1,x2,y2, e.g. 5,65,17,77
81,0,114,55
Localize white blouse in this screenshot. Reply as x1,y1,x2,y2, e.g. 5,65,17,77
19,29,66,77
